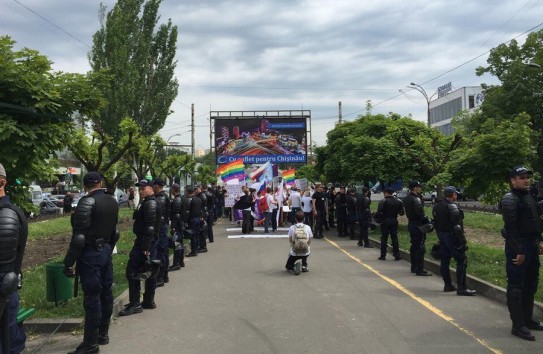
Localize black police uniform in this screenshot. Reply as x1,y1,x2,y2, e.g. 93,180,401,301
186,194,202,256
501,188,543,337
121,195,161,315
312,190,327,239
432,198,474,295
404,192,428,274
154,190,170,286
65,189,119,352
335,191,347,237
377,195,404,259
203,188,215,242
328,188,336,228
345,192,357,239
197,191,208,252
0,196,27,354
169,193,187,269
355,192,372,247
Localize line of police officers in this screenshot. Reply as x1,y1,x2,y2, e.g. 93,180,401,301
0,163,542,353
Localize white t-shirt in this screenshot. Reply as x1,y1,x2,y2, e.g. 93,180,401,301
289,191,301,208
266,194,276,212
288,222,313,256
301,196,313,213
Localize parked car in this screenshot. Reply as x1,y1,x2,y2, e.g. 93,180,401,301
115,188,128,206
39,200,62,216
28,185,43,207
71,197,81,209
41,195,64,208
395,189,409,202
422,190,438,203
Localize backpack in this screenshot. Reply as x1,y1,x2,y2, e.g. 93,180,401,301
258,196,269,213
293,224,309,253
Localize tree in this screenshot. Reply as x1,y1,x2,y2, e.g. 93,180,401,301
475,29,543,174
74,0,179,189
0,36,104,209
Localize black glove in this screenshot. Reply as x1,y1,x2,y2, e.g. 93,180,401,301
63,266,75,278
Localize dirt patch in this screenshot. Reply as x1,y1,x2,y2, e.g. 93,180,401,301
464,226,504,249
22,217,133,270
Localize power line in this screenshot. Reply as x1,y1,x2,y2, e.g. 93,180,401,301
11,0,91,49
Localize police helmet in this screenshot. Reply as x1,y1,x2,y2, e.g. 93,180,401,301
132,257,162,280
418,218,435,234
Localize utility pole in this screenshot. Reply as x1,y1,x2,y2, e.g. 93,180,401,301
191,103,195,159
338,101,343,124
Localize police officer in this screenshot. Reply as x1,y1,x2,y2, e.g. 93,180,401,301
404,181,431,276
345,188,358,240
195,185,208,253
202,184,215,243
335,186,348,237
186,186,203,257
327,186,336,228
153,178,170,287
356,187,373,247
168,184,186,270
432,186,476,297
119,179,161,316
500,166,543,341
64,172,119,354
311,184,327,239
377,187,404,261
0,163,27,354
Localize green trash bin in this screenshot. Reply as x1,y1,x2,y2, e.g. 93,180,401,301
46,262,73,305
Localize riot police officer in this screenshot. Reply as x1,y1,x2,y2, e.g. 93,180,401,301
202,184,215,243
335,186,347,237
345,188,358,240
64,172,119,354
432,186,476,297
168,184,186,270
0,163,27,354
119,179,161,316
404,181,431,276
327,186,336,228
377,187,404,260
196,185,208,253
186,187,202,257
356,187,373,247
153,178,170,287
500,166,543,341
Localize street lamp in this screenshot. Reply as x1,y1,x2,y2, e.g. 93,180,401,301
407,82,436,127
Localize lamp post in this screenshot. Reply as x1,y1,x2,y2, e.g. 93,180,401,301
407,82,435,127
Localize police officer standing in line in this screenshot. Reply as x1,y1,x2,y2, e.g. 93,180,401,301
432,186,476,297
186,187,203,257
345,188,358,240
0,163,27,354
356,187,373,248
404,181,432,276
500,166,543,341
311,184,327,239
327,186,336,228
195,186,208,253
119,179,161,316
377,187,404,261
335,186,348,237
64,172,119,354
153,178,170,287
202,184,215,243
168,184,185,270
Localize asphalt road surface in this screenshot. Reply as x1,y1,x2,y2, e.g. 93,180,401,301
29,219,540,354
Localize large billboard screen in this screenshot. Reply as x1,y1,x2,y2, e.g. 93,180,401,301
215,117,307,164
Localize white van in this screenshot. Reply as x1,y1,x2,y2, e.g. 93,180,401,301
28,185,43,207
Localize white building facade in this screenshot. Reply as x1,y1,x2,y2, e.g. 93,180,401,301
429,86,484,135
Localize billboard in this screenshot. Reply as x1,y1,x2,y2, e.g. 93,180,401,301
215,117,307,164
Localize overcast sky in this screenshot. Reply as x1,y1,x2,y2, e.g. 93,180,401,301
1,0,542,149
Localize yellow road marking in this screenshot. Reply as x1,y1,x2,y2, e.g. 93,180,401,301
325,238,503,354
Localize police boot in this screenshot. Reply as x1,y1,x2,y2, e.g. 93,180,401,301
98,324,109,345
523,295,543,330
141,293,156,309
68,329,99,354
507,287,534,340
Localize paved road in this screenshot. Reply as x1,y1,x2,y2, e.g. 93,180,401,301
30,219,540,353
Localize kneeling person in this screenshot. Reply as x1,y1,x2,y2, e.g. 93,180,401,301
285,211,313,275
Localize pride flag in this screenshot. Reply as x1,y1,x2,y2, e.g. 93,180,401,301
217,159,245,183
282,168,296,186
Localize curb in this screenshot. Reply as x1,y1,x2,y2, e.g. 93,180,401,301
368,236,543,319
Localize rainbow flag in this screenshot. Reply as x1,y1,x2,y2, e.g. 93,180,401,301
217,159,245,183
282,168,296,186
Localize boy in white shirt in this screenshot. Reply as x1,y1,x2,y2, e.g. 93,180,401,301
285,211,313,275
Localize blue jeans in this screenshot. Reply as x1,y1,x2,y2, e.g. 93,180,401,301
78,244,113,339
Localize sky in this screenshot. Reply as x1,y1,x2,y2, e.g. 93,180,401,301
1,0,543,151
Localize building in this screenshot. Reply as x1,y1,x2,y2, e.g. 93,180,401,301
429,86,484,135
